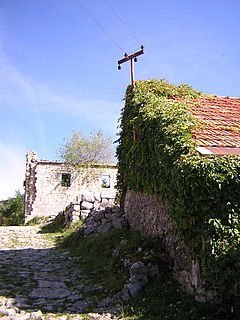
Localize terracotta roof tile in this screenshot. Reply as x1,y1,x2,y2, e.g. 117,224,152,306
187,96,240,155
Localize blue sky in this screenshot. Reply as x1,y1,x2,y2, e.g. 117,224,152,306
0,0,239,200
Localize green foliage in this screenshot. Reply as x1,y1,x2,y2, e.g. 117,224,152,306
116,79,240,316
58,130,115,185
122,278,218,320
116,79,202,204
39,215,84,234
170,155,240,248
0,191,24,226
58,225,218,319
59,229,155,293
58,130,114,166
40,216,66,233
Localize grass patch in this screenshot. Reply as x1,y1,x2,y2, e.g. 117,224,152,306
39,215,84,234
53,224,220,319
25,216,53,226
61,230,135,291
38,217,84,248
59,228,168,294
39,215,66,233
121,277,219,320
58,227,220,318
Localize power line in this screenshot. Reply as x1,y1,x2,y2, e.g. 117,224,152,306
74,0,125,53
103,0,142,47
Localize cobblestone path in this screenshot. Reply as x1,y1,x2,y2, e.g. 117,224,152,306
0,226,120,320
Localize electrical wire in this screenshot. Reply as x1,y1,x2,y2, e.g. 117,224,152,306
103,0,142,47
74,0,125,53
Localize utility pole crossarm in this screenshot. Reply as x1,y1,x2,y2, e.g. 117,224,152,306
117,45,144,89
118,45,144,65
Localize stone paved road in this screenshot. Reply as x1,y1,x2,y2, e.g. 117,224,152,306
0,226,120,320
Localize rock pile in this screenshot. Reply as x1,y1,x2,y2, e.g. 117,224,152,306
56,192,116,227
125,261,160,298
80,191,116,217
83,206,128,236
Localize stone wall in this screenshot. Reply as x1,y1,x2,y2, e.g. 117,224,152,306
24,151,117,222
124,190,205,301
57,192,117,226
24,151,38,219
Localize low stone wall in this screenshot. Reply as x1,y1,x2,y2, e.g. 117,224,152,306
80,191,115,218
83,206,128,236
124,190,205,300
57,191,116,226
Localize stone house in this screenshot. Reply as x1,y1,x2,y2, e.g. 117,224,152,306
24,151,118,222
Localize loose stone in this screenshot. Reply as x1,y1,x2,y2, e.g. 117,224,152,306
0,226,120,319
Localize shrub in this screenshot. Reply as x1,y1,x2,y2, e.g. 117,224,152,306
0,190,24,226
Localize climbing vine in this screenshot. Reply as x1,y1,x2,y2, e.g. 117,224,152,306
116,79,240,315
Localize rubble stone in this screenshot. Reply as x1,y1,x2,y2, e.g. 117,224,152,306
82,207,128,236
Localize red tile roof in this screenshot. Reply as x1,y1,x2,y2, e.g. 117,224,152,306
187,96,240,155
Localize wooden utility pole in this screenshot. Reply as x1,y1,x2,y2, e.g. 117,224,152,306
118,45,144,89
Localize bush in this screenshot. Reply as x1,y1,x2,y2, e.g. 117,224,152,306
0,191,24,226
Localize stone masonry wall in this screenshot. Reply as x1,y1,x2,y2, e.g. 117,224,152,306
24,151,38,218
24,151,117,222
57,192,117,226
124,190,205,300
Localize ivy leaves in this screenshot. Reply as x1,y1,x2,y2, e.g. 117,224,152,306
116,79,240,311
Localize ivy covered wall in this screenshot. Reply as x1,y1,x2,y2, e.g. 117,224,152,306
116,79,240,314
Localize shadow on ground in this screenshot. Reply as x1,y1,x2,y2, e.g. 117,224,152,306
0,247,118,317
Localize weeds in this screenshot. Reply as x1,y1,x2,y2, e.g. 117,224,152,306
25,216,53,226
43,219,220,319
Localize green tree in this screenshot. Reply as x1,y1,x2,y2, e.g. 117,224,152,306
0,191,24,226
58,130,114,165
58,131,115,184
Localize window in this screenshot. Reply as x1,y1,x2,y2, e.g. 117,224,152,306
61,173,71,187
101,175,110,188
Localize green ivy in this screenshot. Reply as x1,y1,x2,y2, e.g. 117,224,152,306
116,79,240,315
